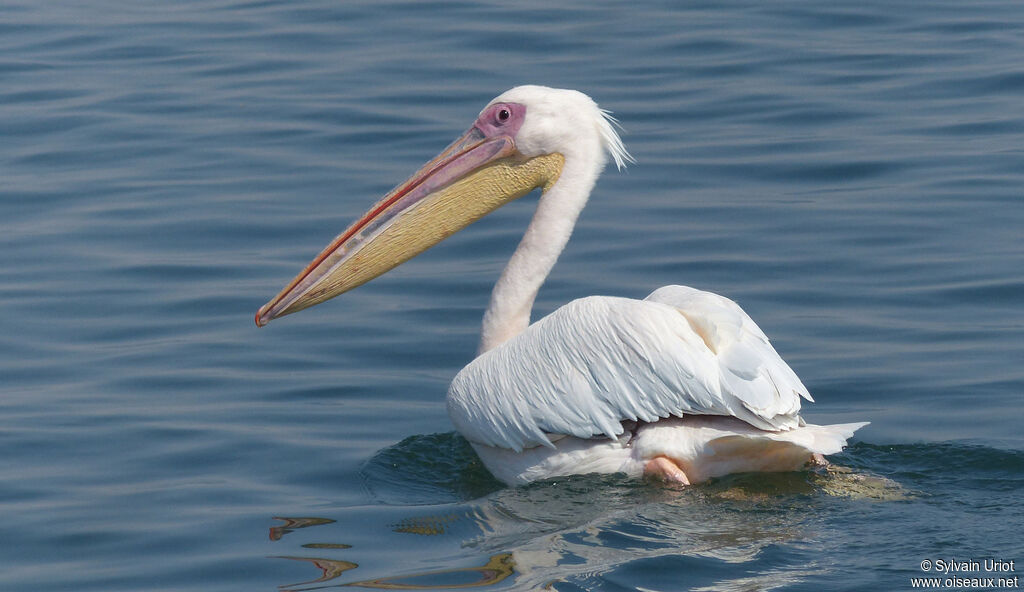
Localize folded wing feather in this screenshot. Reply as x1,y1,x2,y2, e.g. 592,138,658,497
447,285,813,452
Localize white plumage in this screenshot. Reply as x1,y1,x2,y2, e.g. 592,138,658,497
450,287,866,485
450,286,811,452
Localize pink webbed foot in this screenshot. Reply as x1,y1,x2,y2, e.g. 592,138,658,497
644,455,690,485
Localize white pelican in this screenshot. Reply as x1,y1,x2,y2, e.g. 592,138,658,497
257,85,867,486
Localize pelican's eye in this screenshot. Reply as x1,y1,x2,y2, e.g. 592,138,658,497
477,102,524,136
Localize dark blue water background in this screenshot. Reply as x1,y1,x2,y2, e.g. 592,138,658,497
2,1,1022,590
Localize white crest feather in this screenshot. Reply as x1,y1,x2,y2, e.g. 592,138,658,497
597,108,635,171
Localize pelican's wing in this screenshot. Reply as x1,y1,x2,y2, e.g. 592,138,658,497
447,286,813,451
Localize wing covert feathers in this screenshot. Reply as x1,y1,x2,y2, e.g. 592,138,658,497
447,286,814,451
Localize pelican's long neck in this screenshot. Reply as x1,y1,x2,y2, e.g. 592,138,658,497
478,155,604,354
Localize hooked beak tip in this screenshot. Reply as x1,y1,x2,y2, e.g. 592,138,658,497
255,308,270,328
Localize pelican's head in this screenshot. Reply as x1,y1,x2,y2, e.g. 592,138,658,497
483,85,632,173
256,85,630,326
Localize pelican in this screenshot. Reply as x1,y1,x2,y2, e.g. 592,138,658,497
257,85,867,486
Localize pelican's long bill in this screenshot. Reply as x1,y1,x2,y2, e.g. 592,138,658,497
256,127,564,326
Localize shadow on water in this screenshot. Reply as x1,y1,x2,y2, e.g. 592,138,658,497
359,433,506,505
259,433,1024,590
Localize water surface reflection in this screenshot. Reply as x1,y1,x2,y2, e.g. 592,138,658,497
270,434,904,590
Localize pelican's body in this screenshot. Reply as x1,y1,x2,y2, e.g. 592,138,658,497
451,289,865,485
257,86,867,485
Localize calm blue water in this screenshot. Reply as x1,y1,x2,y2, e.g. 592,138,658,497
2,1,1023,590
